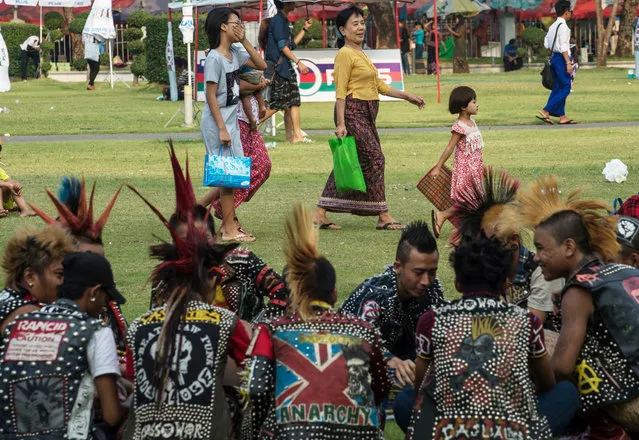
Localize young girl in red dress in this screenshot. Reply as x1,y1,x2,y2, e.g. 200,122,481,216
428,86,484,238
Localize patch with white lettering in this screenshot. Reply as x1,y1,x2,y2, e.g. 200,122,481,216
4,320,69,362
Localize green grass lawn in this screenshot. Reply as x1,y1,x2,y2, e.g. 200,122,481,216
1,128,636,315
0,70,637,440
0,68,638,136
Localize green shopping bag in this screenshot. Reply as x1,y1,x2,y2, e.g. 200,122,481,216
328,136,367,194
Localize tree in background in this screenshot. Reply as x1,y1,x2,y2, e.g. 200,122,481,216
368,3,398,48
42,11,64,76
68,11,90,68
617,0,638,56
595,0,621,66
125,9,151,85
292,18,322,48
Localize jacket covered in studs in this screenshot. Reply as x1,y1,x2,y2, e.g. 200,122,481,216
407,295,552,440
339,266,446,360
0,288,37,330
127,300,250,440
0,298,104,440
150,249,288,324
242,306,391,440
216,249,289,323
554,260,639,415
507,244,537,307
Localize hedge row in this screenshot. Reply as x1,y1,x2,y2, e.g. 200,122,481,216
1,23,42,78
145,14,208,83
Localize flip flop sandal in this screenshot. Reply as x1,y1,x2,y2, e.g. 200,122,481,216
559,119,577,125
299,137,315,143
535,115,553,125
315,222,342,230
431,210,441,238
376,221,405,231
0,209,8,218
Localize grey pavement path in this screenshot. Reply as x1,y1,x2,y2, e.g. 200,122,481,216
4,121,639,143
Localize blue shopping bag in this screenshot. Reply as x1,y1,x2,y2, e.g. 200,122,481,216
203,146,252,189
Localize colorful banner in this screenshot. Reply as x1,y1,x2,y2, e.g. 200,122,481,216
196,49,404,103
166,21,178,102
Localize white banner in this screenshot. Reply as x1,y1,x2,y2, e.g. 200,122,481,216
179,4,194,44
82,0,116,41
267,0,277,18
0,28,10,93
195,49,404,103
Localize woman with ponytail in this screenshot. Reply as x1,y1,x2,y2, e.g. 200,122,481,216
125,179,252,440
314,6,425,231
242,204,389,439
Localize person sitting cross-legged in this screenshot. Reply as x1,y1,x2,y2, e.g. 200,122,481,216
339,220,446,431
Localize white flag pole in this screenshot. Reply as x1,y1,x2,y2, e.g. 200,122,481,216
108,39,114,88
179,3,195,127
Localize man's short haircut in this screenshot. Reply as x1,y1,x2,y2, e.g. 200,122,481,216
274,0,284,10
509,38,516,45
396,220,438,264
555,0,571,16
538,210,593,254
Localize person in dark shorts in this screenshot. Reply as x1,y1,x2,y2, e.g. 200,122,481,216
265,0,313,143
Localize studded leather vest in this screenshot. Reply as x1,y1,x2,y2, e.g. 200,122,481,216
555,260,639,414
127,300,238,440
0,299,102,440
259,307,389,440
421,296,552,440
0,288,35,329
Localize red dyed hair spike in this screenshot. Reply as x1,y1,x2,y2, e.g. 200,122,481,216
128,138,216,276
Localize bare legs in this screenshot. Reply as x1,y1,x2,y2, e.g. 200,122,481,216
199,188,254,242
259,106,308,143
199,188,221,208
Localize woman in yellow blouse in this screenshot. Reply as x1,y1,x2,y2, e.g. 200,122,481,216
314,6,424,231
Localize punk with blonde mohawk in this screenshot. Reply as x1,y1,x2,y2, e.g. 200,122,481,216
284,204,336,321
507,175,619,263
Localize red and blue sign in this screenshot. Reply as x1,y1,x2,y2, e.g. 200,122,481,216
196,48,404,103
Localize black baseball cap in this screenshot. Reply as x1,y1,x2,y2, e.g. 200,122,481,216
617,216,639,251
61,252,126,304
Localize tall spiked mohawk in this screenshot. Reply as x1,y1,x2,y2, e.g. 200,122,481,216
126,140,235,279
451,167,520,246
127,140,237,404
29,177,122,244
284,204,336,321
504,175,619,262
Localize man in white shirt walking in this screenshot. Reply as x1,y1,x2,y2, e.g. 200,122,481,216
537,0,576,125
20,35,40,81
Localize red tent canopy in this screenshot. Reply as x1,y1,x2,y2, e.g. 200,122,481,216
520,0,638,19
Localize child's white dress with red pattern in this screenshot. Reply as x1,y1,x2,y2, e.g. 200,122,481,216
451,118,484,203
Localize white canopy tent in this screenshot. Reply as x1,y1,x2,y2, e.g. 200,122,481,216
1,0,91,58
